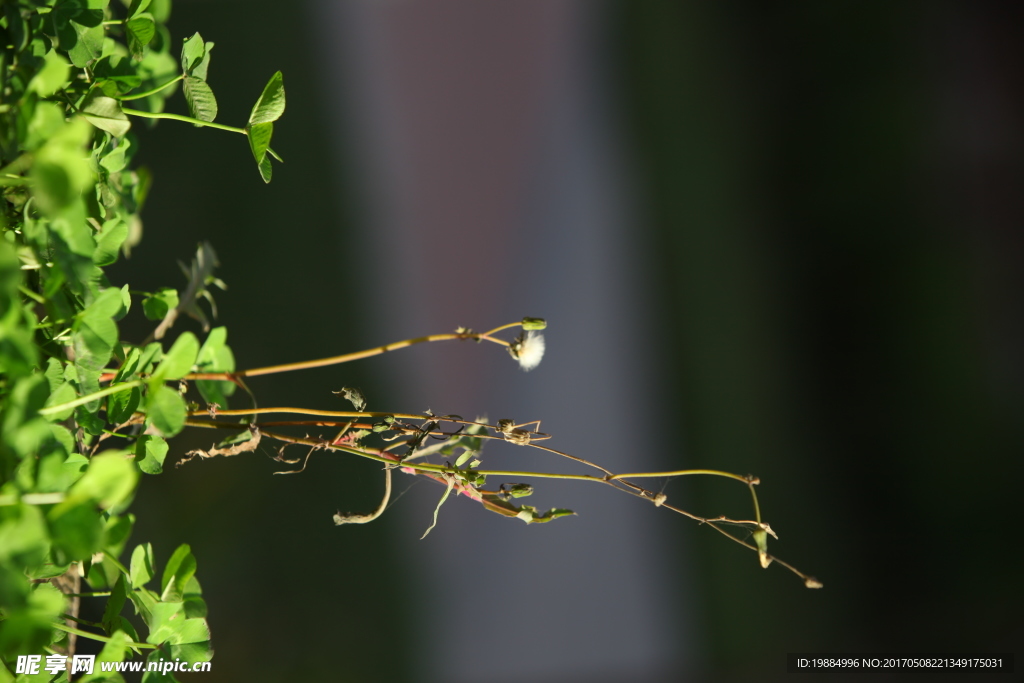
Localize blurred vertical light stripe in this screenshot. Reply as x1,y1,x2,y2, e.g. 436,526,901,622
311,0,694,680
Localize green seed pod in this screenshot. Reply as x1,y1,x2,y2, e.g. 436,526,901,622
521,317,547,330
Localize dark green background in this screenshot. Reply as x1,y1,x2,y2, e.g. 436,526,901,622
102,1,1023,681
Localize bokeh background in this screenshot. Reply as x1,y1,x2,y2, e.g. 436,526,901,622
104,1,1022,681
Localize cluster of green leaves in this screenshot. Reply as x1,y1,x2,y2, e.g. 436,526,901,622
0,0,279,679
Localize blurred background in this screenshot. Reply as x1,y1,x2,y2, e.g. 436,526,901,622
106,0,1022,681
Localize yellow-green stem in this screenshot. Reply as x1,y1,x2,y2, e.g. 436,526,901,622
607,468,753,485
52,622,157,649
38,380,144,416
232,332,509,378
118,74,184,101
120,107,247,134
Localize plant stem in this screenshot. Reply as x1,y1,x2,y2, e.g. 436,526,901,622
607,468,754,485
52,622,158,649
38,380,144,416
748,480,763,524
180,420,820,586
18,285,46,304
118,74,184,101
60,612,101,628
225,331,511,378
120,107,247,134
190,407,435,421
0,492,65,506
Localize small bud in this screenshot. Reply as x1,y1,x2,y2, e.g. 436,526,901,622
496,419,515,435
752,528,772,568
804,577,824,589
652,493,667,507
521,317,547,331
506,483,534,498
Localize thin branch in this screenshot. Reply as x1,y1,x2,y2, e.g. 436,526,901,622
333,466,393,525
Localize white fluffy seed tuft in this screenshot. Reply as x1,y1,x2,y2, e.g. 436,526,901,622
515,331,545,371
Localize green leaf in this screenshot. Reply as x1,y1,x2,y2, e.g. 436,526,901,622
529,508,576,523
31,117,94,215
128,0,153,19
150,0,171,21
138,341,164,374
154,331,199,380
73,287,123,404
85,284,126,320
172,617,211,646
135,434,169,475
195,326,235,408
126,14,156,61
130,542,155,589
420,477,455,539
248,71,285,125
191,39,215,81
100,136,132,173
101,575,129,635
196,327,233,372
28,51,71,97
68,20,104,67
94,54,144,94
51,201,96,257
82,91,132,137
182,76,218,123
0,579,66,656
0,376,50,457
182,576,206,618
180,32,215,83
128,586,159,625
257,154,272,183
79,630,133,682
180,32,205,74
247,121,273,165
0,504,49,566
104,513,134,557
160,544,196,602
62,453,90,484
246,121,275,183
36,445,75,491
24,101,66,152
115,347,143,382
66,451,139,509
142,288,178,320
42,381,77,422
146,384,186,436
48,499,105,560
107,384,141,424
94,217,129,265
146,600,186,644
44,358,67,393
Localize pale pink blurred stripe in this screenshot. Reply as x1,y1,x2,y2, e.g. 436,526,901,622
312,1,696,680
